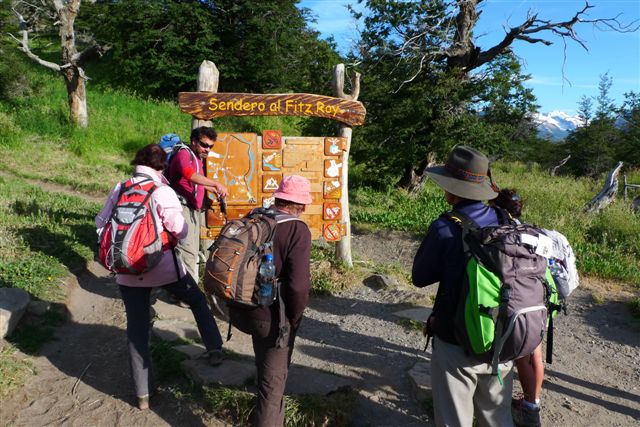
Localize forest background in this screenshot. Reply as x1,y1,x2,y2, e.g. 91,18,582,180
0,0,639,414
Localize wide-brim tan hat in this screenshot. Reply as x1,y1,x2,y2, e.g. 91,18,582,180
425,146,499,201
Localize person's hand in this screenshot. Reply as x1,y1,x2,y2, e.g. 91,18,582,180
212,182,228,198
423,315,435,337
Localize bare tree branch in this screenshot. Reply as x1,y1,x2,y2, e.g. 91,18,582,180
383,0,639,79
9,29,62,72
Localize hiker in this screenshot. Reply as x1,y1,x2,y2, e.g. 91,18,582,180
412,146,515,426
96,143,224,410
491,188,544,426
167,126,228,280
228,175,312,427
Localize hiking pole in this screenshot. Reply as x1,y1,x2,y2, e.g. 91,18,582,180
219,196,227,222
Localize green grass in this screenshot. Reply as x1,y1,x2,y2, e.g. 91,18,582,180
0,58,315,195
398,318,424,333
310,244,369,295
0,345,34,398
202,385,357,426
0,177,98,300
150,340,189,381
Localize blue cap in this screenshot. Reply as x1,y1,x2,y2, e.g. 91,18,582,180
264,253,273,261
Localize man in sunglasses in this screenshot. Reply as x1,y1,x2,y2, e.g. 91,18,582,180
167,126,228,282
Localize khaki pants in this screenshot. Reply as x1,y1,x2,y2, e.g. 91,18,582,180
431,337,514,427
176,205,200,281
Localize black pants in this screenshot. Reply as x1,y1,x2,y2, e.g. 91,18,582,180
230,310,298,427
119,274,223,398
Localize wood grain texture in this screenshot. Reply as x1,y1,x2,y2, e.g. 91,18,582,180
204,133,345,241
179,92,366,126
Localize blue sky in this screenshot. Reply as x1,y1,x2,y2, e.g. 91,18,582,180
299,0,640,114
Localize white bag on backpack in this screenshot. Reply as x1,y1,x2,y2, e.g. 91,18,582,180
542,229,579,298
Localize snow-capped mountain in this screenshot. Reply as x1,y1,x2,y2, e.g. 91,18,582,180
534,111,583,141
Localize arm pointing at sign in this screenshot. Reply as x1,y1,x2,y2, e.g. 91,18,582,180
167,126,228,281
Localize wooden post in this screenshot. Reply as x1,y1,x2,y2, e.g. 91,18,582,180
192,60,226,318
192,60,219,130
332,64,361,268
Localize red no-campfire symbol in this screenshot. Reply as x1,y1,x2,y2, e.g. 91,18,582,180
323,223,341,241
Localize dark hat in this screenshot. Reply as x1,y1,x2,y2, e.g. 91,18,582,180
425,146,499,200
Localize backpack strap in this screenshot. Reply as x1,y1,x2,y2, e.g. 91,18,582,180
444,209,479,260
125,173,174,249
253,208,305,348
133,172,156,182
166,145,198,199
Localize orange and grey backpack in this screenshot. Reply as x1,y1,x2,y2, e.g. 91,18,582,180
204,207,300,307
98,173,172,275
204,207,303,347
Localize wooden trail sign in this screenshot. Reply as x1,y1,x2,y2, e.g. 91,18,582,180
179,92,366,126
203,133,348,241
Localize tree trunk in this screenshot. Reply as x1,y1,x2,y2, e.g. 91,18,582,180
332,64,361,268
62,67,88,128
550,155,571,176
58,0,88,128
584,162,623,213
400,152,437,196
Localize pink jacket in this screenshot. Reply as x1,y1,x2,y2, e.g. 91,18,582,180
96,166,188,287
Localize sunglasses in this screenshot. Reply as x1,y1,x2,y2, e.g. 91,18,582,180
198,140,214,149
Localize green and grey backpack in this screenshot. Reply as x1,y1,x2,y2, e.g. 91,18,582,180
446,208,561,382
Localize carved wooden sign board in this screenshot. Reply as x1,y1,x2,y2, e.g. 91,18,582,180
179,92,366,127
180,92,366,242
202,131,347,242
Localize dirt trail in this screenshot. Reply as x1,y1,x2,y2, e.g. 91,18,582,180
1,178,639,426
1,262,226,427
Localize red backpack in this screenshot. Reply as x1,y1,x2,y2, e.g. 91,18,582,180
98,174,171,274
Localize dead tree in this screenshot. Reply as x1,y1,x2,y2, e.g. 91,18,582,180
550,155,571,176
391,0,639,86
332,64,361,268
10,1,109,128
584,162,623,214
403,152,437,197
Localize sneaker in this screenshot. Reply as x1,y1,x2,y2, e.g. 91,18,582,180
206,349,225,366
512,397,541,427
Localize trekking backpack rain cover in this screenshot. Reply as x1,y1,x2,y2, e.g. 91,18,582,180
98,176,168,274
204,208,296,308
447,210,559,373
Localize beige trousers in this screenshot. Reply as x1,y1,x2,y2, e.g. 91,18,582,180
176,205,200,281
431,337,514,427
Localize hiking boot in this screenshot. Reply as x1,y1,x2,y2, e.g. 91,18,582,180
206,349,225,366
137,395,150,410
512,397,541,427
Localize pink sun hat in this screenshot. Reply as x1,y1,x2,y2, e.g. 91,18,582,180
273,175,312,205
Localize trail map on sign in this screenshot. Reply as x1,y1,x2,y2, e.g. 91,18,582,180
206,133,257,204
